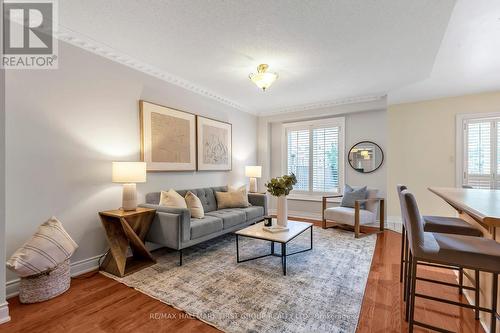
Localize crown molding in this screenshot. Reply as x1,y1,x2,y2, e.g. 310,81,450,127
257,95,387,117
54,27,386,118
55,26,252,114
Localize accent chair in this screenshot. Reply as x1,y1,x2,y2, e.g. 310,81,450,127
322,187,385,238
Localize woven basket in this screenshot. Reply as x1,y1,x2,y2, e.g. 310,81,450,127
19,259,71,304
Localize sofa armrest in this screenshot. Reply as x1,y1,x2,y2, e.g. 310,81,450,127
248,193,268,216
140,204,191,246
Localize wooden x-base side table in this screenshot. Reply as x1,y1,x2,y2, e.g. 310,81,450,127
99,207,156,277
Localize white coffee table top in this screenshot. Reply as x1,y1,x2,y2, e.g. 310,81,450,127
235,221,313,243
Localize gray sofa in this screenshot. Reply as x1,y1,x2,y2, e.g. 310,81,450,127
139,186,268,265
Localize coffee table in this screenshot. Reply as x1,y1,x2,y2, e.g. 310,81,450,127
235,221,313,275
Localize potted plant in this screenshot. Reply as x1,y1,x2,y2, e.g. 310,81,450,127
265,173,297,227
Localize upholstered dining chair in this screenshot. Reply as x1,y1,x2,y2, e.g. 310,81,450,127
396,185,483,305
322,188,384,238
400,189,500,333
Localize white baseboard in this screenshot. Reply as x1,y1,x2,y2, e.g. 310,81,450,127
0,302,10,324
6,253,104,299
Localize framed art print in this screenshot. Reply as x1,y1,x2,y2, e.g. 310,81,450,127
140,100,196,171
196,116,232,171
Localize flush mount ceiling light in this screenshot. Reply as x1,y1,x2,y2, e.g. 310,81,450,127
249,64,278,91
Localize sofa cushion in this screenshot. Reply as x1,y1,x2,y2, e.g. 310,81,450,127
159,189,187,209
190,216,223,240
324,206,376,226
146,187,228,213
240,206,264,220
206,209,247,229
215,190,249,209
185,191,204,219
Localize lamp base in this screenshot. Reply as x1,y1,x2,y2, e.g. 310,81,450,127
249,177,258,193
122,183,137,211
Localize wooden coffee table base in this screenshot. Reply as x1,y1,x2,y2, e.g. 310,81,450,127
99,208,156,277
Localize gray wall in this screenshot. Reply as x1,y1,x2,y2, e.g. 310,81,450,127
4,41,257,283
267,109,387,218
1,62,9,322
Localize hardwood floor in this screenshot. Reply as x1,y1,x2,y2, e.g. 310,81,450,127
358,231,485,333
0,230,485,333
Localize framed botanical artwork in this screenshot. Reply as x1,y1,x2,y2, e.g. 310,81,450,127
196,116,232,171
139,100,196,171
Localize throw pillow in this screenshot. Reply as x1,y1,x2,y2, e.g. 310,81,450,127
7,216,78,277
185,191,204,218
340,185,367,209
228,184,250,206
159,189,187,208
215,190,250,209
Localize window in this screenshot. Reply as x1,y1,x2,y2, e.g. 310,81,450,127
284,118,344,195
462,116,500,189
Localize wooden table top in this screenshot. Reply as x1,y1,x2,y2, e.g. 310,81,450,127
428,187,500,227
99,207,156,218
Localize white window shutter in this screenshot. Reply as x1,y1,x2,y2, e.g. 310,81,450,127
285,120,343,195
312,127,340,192
287,129,309,191
464,119,496,189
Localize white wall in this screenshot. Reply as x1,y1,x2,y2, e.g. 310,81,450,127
259,101,387,219
4,41,258,285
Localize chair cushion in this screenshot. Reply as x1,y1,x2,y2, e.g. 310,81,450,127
423,215,483,237
421,233,500,272
365,188,379,214
206,209,247,229
341,185,367,209
240,206,264,220
190,216,223,240
324,206,376,226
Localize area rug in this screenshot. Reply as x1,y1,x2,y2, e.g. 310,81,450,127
102,226,376,333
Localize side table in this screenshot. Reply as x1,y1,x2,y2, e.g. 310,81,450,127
98,207,156,277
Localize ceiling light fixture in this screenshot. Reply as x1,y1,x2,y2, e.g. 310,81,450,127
249,64,278,91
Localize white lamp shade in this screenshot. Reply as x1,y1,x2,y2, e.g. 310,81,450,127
245,166,262,178
112,162,147,183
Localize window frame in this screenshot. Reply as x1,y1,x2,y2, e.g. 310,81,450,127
282,117,345,199
456,112,500,189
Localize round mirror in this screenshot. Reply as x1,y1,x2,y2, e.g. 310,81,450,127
348,141,384,173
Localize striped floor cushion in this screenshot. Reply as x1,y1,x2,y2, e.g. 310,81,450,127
7,216,78,277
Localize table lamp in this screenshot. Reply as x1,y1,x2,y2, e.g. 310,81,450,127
245,166,262,193
112,162,147,211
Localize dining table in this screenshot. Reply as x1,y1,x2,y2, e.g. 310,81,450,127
428,187,500,238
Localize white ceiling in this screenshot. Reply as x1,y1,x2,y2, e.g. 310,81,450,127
389,0,500,104
58,1,471,114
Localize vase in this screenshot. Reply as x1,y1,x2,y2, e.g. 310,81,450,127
277,195,288,227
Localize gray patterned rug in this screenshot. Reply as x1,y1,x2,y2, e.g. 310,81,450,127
103,226,376,333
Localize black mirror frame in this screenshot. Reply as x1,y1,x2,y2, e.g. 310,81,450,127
347,141,384,174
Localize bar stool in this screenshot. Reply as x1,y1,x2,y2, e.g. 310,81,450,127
401,189,500,333
397,185,483,303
